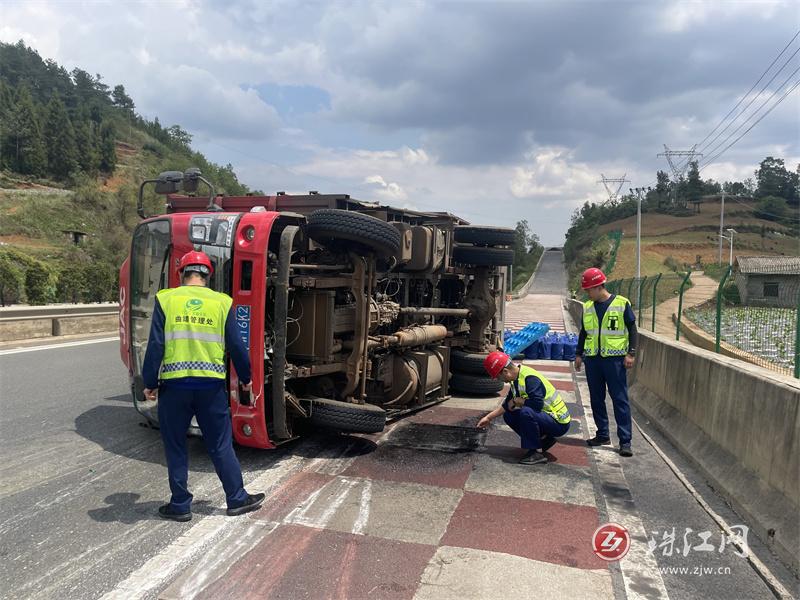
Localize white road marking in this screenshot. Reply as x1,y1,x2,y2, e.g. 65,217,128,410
351,479,372,535
0,336,118,355
100,453,309,600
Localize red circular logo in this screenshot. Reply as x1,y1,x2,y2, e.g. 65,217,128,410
592,523,631,561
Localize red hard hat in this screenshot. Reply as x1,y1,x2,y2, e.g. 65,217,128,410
484,350,511,379
581,267,606,289
178,251,214,276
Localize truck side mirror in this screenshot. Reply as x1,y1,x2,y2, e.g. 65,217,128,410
154,171,184,195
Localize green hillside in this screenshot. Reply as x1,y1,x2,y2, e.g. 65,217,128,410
563,157,799,293
0,41,256,305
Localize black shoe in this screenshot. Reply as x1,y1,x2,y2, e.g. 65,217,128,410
519,450,548,465
541,435,557,453
226,492,266,516
587,435,611,447
619,444,633,457
158,504,192,522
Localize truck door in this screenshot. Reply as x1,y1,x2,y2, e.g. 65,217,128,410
128,219,171,419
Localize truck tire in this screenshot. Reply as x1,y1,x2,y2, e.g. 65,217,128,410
454,226,515,246
450,350,489,375
308,397,387,433
452,244,514,266
449,372,504,396
307,209,401,256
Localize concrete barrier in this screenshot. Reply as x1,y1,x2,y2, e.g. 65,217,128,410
568,299,799,572
0,317,53,342
0,313,118,342
53,314,119,336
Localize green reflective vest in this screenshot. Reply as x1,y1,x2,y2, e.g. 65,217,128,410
156,285,232,380
582,295,630,357
511,365,571,425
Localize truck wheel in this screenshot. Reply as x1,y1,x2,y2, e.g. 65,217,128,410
454,226,515,246
308,397,387,433
450,350,490,375
307,209,401,256
452,245,514,266
449,372,504,396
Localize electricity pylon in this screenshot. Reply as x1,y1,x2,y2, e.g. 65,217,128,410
657,144,703,179
597,174,630,203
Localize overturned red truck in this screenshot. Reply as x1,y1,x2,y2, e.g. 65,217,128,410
119,168,514,449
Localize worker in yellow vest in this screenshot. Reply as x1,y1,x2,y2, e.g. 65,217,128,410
574,267,637,457
477,351,571,465
142,251,265,521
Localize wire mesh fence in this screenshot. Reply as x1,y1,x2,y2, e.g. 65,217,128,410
684,266,799,378
605,272,690,334
588,266,799,377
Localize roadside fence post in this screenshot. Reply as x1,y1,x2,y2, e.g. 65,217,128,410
651,272,662,332
675,271,692,341
715,265,733,354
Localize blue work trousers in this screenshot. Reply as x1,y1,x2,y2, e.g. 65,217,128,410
503,407,570,450
157,382,248,513
584,356,631,445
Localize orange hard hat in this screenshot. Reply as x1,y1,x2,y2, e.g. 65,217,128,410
178,251,213,276
581,267,606,289
484,350,511,379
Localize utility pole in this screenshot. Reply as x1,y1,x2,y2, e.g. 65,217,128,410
597,174,630,203
720,228,737,266
630,187,651,304
657,145,703,206
718,191,726,264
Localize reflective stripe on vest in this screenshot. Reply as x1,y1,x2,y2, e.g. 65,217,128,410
513,365,571,425
583,295,630,358
156,286,232,380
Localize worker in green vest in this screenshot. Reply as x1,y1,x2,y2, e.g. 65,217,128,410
477,351,572,465
574,267,637,457
142,251,265,521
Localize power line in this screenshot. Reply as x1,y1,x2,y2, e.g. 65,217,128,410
671,29,800,175
696,45,800,159
696,29,800,150
700,75,800,172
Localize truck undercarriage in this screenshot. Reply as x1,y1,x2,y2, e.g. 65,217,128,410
120,171,514,449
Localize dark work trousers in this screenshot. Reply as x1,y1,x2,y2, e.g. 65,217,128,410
503,406,570,450
157,382,248,513
584,356,632,445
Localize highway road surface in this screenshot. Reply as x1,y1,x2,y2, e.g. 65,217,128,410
1,251,796,599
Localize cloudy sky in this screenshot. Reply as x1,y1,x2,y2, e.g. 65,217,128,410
2,1,798,244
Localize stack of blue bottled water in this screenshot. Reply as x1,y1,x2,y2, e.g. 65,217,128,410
523,332,579,360
502,322,550,358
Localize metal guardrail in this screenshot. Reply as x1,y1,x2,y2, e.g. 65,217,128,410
0,304,119,319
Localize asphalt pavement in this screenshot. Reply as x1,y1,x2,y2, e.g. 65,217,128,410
1,251,797,599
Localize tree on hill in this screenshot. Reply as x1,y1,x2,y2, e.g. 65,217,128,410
98,121,117,172
755,157,798,205
43,96,80,179
1,85,47,175
112,84,135,114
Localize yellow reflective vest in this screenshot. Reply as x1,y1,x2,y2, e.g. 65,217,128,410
582,295,630,357
156,285,232,380
510,365,571,425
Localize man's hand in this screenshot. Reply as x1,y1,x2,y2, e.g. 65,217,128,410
477,415,493,429
624,355,635,369
241,381,253,392
143,388,157,401
574,356,582,371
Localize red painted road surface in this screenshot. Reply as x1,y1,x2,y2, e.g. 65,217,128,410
157,294,614,599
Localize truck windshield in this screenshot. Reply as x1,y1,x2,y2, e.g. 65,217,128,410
129,220,171,381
